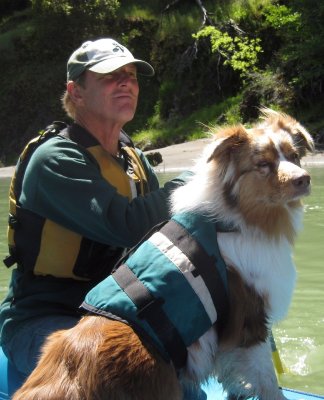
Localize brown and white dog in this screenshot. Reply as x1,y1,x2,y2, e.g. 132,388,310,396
13,109,314,400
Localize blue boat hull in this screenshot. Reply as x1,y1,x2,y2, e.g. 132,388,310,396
0,347,25,400
202,381,324,400
1,346,323,400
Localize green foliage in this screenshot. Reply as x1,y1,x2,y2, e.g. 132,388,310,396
240,69,295,122
261,1,324,100
158,80,178,120
133,95,243,149
228,0,273,20
263,3,301,30
0,0,29,19
158,9,203,40
1,0,324,164
31,0,120,17
117,0,169,16
31,0,73,14
194,26,263,78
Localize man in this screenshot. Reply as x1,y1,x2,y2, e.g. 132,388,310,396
0,38,192,377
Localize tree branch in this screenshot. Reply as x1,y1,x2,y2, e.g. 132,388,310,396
194,0,213,27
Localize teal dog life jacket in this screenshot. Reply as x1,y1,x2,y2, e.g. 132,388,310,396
81,212,229,369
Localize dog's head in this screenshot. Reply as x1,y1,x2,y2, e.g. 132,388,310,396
172,109,314,241
208,108,313,199
207,109,314,239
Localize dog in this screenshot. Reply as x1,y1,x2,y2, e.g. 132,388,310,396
13,109,314,400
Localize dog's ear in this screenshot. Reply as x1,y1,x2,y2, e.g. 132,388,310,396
291,123,315,158
207,125,248,164
276,113,315,158
260,108,315,158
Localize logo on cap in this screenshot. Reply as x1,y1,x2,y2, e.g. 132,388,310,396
112,42,125,53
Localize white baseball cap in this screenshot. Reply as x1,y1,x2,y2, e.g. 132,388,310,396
67,38,155,81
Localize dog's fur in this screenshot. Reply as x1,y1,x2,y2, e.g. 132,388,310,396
13,109,314,400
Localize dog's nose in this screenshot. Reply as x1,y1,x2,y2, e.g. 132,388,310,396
293,173,310,188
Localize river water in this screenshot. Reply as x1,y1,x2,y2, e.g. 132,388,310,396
0,167,323,395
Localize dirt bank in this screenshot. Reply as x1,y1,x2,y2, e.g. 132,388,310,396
146,139,324,173
1,138,323,178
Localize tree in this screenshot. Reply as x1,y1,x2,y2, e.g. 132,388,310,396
193,26,263,79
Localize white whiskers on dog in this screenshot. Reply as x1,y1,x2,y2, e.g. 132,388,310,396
13,109,314,400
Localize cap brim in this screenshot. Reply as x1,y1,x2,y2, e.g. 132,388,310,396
88,56,154,76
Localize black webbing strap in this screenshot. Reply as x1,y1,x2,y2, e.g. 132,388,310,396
14,122,68,203
160,219,229,330
4,122,68,269
111,220,169,274
112,263,188,369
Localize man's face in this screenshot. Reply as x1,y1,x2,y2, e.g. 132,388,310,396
76,64,139,125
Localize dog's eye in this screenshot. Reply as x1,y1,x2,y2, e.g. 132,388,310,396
257,161,269,168
287,152,301,166
256,160,272,175
292,152,300,165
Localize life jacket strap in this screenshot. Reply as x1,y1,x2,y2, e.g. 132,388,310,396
160,219,229,331
112,263,188,369
3,252,16,268
112,220,169,273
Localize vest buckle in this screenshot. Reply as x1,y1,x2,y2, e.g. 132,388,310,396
8,213,19,229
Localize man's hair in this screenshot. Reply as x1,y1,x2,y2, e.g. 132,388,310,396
62,73,86,120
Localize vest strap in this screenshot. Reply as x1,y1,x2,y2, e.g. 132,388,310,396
112,263,188,369
3,253,16,268
160,219,229,330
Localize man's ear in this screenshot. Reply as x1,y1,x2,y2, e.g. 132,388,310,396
66,81,84,104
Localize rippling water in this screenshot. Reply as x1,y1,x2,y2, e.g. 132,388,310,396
0,167,323,395
274,167,324,394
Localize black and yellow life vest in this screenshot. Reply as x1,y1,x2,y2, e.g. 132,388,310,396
4,122,150,281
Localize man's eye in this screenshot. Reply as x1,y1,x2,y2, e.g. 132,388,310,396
128,71,137,79
103,73,114,80
103,71,137,80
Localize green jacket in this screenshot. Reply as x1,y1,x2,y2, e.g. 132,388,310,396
0,123,191,347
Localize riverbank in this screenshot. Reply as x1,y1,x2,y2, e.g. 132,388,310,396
1,138,324,178
146,139,324,173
